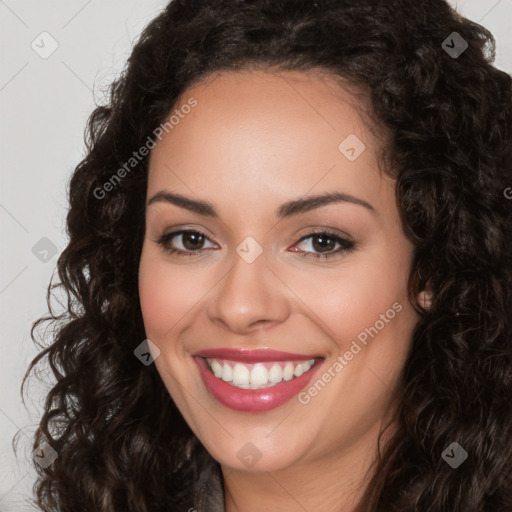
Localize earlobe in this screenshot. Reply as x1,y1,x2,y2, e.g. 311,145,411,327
417,290,433,309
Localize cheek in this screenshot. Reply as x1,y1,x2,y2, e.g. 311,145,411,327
138,248,217,339
281,250,411,345
138,250,186,338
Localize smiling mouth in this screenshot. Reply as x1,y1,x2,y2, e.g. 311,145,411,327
203,357,321,389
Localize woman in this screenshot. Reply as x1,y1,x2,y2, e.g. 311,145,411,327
23,0,512,511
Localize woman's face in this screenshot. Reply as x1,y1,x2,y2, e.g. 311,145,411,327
139,69,420,473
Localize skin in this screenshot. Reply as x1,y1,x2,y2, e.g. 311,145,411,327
138,68,426,512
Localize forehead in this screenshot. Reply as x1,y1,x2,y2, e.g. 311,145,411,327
147,69,393,216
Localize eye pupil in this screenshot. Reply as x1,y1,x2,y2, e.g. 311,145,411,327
183,232,204,250
312,234,335,252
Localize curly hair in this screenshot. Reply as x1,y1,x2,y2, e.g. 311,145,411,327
19,0,512,510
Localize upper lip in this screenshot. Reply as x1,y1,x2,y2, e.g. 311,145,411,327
193,348,323,363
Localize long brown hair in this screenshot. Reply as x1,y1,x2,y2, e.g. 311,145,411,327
20,1,512,510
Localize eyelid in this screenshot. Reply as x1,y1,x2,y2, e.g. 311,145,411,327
293,226,354,243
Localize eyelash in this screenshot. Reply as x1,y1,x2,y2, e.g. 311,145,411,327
155,228,355,260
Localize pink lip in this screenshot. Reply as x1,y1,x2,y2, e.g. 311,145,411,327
194,355,324,412
194,347,322,363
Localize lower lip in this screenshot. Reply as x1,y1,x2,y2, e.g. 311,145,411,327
194,356,323,412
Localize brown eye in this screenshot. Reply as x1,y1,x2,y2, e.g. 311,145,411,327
156,229,216,256
180,231,205,250
291,231,355,260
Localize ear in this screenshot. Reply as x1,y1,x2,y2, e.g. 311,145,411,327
417,290,433,309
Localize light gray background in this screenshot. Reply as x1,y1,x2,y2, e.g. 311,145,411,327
0,1,510,510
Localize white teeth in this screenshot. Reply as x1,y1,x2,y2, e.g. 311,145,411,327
206,358,316,389
221,362,233,382
232,363,250,386
211,360,223,378
294,360,312,377
294,363,305,377
250,364,269,386
268,363,283,383
283,363,295,381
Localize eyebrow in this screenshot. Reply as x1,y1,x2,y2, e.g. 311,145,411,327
146,190,376,219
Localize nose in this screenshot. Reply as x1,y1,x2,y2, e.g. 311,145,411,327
207,248,290,335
